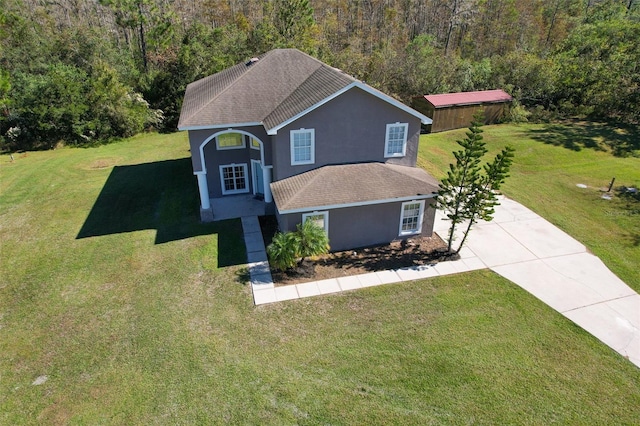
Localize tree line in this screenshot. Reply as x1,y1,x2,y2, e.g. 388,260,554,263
1,0,638,151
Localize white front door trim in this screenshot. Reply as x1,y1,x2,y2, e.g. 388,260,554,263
251,160,263,196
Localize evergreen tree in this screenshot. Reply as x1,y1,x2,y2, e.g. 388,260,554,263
437,112,515,254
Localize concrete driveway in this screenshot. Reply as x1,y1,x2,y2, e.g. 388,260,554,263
435,196,640,368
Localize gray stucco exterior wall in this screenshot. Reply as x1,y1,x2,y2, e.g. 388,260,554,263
277,198,437,252
187,126,273,198
271,87,423,181
187,126,272,173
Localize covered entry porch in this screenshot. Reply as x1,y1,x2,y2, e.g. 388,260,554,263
202,194,273,222
193,128,273,222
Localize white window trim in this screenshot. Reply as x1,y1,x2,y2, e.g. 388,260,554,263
219,163,250,195
250,159,263,196
384,122,409,158
216,133,246,150
290,128,315,166
398,200,425,236
302,211,329,234
250,138,260,150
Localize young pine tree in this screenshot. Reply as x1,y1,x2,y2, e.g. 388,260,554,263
437,112,515,254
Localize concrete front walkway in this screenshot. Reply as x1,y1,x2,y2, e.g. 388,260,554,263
242,197,640,368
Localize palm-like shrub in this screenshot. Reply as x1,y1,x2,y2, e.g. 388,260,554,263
267,231,298,272
293,220,330,263
267,220,330,272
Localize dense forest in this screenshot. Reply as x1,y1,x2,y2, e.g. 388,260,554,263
0,0,638,151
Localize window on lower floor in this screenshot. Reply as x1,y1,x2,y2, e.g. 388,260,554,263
302,211,329,234
384,123,408,157
290,128,315,165
219,164,249,195
216,133,245,150
399,200,425,235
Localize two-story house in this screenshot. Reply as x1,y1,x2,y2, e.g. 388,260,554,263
178,49,439,251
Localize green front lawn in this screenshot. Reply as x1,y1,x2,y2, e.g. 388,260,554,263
419,121,640,291
1,129,639,424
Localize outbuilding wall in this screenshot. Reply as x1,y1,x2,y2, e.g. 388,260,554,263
412,97,510,133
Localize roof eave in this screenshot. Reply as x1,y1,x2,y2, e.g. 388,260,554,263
431,99,512,109
275,193,437,215
178,122,264,132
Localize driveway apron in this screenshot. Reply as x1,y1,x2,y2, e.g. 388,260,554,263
435,197,640,368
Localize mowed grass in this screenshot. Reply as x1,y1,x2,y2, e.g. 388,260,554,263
419,121,640,291
1,130,639,424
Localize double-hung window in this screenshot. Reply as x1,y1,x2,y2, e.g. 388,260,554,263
290,129,315,165
384,123,408,158
302,211,329,234
399,200,425,236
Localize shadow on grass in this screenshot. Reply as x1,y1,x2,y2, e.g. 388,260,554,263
76,158,246,267
527,120,640,157
235,267,251,285
613,185,640,247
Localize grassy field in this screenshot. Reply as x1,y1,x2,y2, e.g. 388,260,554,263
1,128,639,424
419,120,640,291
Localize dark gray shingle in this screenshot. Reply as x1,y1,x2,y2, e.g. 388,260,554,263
178,49,356,130
271,163,439,212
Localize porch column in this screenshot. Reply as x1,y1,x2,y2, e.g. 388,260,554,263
263,166,273,203
195,171,210,209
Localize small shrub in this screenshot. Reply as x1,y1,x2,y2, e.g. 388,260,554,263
528,105,558,123
267,231,298,272
507,100,530,123
293,220,330,262
266,220,330,272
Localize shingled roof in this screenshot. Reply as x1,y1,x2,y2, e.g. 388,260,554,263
424,89,512,108
178,49,430,133
271,163,439,213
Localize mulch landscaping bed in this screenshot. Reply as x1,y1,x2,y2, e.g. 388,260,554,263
259,215,451,286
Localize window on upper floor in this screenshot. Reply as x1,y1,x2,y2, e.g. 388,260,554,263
290,128,315,165
250,138,261,150
216,133,245,150
384,123,409,158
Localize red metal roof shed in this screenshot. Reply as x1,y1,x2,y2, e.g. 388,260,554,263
424,90,513,108
412,89,513,133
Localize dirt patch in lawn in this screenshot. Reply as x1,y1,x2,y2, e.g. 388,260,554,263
259,215,451,286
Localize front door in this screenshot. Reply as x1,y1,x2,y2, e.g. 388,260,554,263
251,160,264,197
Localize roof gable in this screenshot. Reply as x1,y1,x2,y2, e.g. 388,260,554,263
424,89,513,108
178,49,430,132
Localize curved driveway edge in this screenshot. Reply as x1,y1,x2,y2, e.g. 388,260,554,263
435,196,640,368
